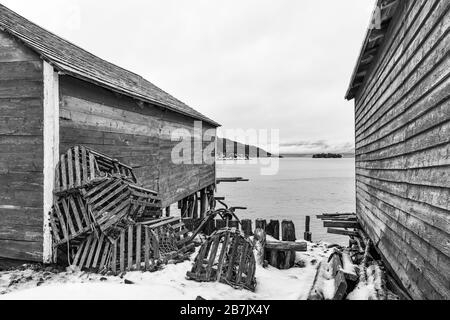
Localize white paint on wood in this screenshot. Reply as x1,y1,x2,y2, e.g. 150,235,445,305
43,61,60,263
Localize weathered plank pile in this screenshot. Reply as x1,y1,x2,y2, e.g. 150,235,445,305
317,213,360,237
186,228,257,292
50,146,192,274
308,215,410,300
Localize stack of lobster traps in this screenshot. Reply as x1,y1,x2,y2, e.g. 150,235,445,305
50,146,193,275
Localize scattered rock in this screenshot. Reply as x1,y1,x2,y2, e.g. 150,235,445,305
310,259,318,266
196,296,206,300
124,279,134,285
36,278,44,287
295,260,306,268
100,277,108,282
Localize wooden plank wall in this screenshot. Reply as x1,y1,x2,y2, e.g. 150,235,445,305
59,76,216,209
354,0,450,300
0,30,44,261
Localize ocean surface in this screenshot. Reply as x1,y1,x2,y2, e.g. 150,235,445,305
216,158,356,245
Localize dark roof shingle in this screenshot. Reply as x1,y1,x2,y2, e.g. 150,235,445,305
0,4,219,126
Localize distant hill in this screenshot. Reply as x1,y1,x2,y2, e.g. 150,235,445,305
216,137,281,159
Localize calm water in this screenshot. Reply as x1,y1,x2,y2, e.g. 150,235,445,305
216,158,356,245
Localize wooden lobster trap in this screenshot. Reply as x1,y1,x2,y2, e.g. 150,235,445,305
50,178,161,245
55,146,137,194
186,228,257,292
50,192,96,246
65,218,194,275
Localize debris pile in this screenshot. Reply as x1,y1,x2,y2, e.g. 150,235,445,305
186,228,257,292
50,146,192,275
307,233,406,300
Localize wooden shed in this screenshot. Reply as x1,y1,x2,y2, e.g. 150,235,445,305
346,0,449,299
0,5,219,263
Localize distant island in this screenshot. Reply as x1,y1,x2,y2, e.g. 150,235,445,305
216,137,282,160
312,153,343,159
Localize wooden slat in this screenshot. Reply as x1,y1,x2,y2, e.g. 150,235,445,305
68,195,83,232
265,241,307,251
53,201,68,240
86,179,123,205
60,199,76,236
136,224,142,270
150,229,159,259
111,240,117,274
144,227,150,270
92,184,129,211
328,228,359,237
323,221,360,229
74,146,81,187
236,243,249,283
85,236,98,268
92,233,105,268
226,235,240,281
205,235,221,279
89,153,96,179
49,212,61,242
127,225,133,270
81,146,88,183
120,231,125,272
78,236,93,268
60,154,67,190
99,240,110,271
147,217,179,229
67,148,74,189
76,195,90,230
72,241,85,267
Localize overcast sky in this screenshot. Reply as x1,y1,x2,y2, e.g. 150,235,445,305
3,0,374,154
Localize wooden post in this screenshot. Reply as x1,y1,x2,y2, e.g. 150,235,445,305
204,218,216,236
266,220,280,240
241,219,253,237
165,206,171,217
282,220,296,268
282,220,296,241
200,188,208,218
43,61,60,264
216,219,227,230
255,219,267,232
228,220,239,229
192,193,199,219
253,228,266,266
304,216,312,242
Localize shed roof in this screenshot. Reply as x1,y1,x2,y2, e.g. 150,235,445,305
345,0,400,100
0,4,220,127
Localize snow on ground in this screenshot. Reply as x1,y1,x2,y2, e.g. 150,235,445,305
0,242,333,300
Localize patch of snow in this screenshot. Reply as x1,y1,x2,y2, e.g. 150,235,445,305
0,242,332,300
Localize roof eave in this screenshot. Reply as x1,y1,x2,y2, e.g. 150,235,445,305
345,0,400,101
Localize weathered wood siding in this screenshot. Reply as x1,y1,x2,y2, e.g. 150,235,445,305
59,76,216,208
354,0,450,299
0,30,44,261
